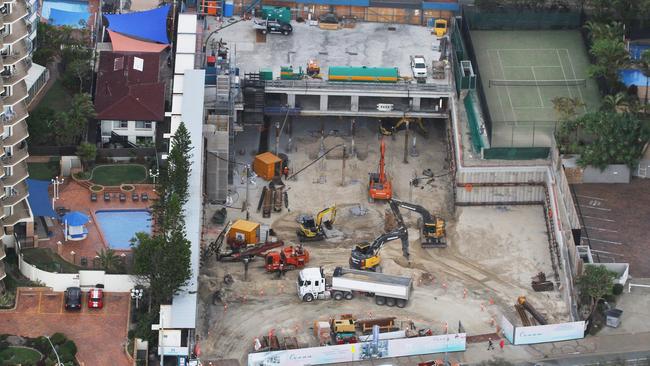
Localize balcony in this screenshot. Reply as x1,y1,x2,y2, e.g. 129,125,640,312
1,80,27,106
0,242,5,261
2,119,27,146
2,40,28,65
1,144,28,166
1,179,28,207
3,101,28,127
3,200,30,226
3,1,28,24
1,59,28,87
2,19,28,45
0,260,6,282
2,160,27,187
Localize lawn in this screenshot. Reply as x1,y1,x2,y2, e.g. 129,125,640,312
21,248,81,273
0,346,42,365
27,159,59,180
32,79,72,112
91,164,147,186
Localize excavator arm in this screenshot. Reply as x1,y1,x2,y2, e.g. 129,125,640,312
390,198,446,247
315,205,336,229
391,199,433,224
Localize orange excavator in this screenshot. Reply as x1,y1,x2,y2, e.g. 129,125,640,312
368,139,392,201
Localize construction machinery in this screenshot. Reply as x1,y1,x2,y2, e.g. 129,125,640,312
306,59,321,78
378,117,428,138
433,19,448,38
368,139,392,201
212,220,284,261
296,205,337,242
390,198,446,247
531,272,554,292
350,201,409,270
516,296,548,325
264,245,310,272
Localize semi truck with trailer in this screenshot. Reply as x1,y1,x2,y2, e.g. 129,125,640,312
297,266,413,307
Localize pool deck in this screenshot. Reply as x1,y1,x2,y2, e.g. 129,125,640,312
35,180,156,266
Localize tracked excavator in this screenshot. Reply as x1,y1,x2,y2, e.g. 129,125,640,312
296,205,337,242
379,117,428,138
391,198,446,247
349,200,409,270
368,139,392,201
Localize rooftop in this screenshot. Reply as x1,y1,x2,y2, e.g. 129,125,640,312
94,51,165,121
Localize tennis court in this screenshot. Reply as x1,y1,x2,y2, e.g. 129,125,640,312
471,31,601,147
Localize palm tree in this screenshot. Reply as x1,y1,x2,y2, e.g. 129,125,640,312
639,50,650,112
588,38,629,93
583,21,624,42
95,248,120,273
601,92,629,113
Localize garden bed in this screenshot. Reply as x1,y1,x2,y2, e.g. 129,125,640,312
21,248,81,273
0,346,42,365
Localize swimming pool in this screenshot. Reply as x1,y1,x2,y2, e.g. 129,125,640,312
95,210,152,250
619,69,649,87
41,0,89,28
629,43,650,61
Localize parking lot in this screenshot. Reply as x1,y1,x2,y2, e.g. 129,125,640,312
0,288,131,366
572,179,650,277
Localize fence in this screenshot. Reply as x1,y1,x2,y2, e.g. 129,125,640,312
29,145,77,156
463,5,582,30
463,90,486,153
97,147,156,159
483,147,550,160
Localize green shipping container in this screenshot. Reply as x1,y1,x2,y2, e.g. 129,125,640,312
328,66,399,83
261,6,291,24
260,68,273,81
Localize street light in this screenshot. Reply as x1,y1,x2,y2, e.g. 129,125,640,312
130,288,144,309
149,169,160,190
45,335,63,366
51,176,64,209
70,251,76,264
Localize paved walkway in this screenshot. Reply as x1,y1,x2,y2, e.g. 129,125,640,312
0,288,132,366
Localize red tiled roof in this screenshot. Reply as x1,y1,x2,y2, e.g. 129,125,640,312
94,51,165,121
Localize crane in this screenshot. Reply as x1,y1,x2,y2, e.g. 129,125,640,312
296,205,337,242
368,138,392,201
349,200,409,271
391,199,446,247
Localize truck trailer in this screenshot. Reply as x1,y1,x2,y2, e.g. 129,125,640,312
297,267,413,307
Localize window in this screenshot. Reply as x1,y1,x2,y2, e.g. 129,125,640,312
3,166,11,176
113,120,128,129
135,121,152,129
136,136,153,146
113,56,124,71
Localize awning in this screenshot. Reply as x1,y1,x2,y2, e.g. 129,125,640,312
62,211,89,226
108,30,168,53
49,8,90,28
26,179,57,218
105,5,171,44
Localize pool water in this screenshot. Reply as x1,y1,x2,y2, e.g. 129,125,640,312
630,43,650,61
619,69,649,86
95,210,152,250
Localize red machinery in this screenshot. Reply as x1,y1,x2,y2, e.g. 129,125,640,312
265,245,310,272
368,139,392,201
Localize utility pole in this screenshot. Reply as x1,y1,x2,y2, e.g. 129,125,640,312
274,122,280,156
341,145,346,187
244,164,250,220
350,118,356,158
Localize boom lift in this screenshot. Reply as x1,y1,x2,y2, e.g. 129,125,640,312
349,201,409,270
296,205,337,242
368,139,392,201
391,198,446,247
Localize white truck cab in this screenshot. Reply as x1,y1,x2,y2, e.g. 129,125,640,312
297,267,327,302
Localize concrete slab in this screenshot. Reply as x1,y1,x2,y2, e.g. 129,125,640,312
211,20,447,84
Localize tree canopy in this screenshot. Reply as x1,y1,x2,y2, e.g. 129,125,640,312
576,265,617,316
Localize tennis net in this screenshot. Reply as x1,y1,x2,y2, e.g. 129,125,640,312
489,79,587,87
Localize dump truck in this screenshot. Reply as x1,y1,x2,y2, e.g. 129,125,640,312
297,266,413,307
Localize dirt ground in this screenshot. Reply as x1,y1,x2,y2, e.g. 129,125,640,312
196,118,569,364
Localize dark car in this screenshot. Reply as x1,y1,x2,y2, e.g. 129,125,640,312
64,287,82,311
261,20,292,35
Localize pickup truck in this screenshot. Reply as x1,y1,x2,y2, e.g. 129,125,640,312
297,266,413,307
252,19,293,35
410,55,427,81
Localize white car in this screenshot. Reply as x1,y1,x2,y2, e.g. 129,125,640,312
410,55,427,79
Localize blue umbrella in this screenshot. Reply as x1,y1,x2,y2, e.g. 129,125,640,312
63,211,89,226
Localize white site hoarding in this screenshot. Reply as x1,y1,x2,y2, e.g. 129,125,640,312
248,333,466,366
500,315,515,344
514,321,585,345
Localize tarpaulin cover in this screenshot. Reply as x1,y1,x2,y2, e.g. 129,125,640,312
108,30,168,53
26,179,56,218
49,8,90,28
105,5,171,44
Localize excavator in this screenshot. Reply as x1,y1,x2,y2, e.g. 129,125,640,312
368,139,392,201
349,200,409,270
296,205,337,242
379,117,428,139
391,198,446,247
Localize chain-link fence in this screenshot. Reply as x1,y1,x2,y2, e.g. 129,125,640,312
463,6,582,30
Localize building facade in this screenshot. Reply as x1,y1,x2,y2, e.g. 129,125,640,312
0,0,38,291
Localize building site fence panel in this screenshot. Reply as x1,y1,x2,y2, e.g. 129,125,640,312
463,6,581,30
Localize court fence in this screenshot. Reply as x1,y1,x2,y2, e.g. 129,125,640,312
463,90,487,153
463,5,582,30
483,147,550,160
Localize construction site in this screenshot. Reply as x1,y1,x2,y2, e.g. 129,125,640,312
191,9,580,366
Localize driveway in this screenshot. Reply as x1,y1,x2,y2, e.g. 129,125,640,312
0,288,132,366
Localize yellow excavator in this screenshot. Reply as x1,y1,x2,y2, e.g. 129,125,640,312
296,205,336,242
391,198,446,247
349,200,409,270
379,117,428,138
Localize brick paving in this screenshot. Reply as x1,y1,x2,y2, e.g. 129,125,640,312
37,180,156,265
0,288,131,366
572,178,650,277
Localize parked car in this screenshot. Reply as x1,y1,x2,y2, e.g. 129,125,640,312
87,288,104,309
64,287,82,311
253,19,293,35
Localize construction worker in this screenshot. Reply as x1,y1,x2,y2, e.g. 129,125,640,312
487,338,494,350
283,166,289,179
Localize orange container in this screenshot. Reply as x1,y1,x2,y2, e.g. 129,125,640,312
253,152,282,181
